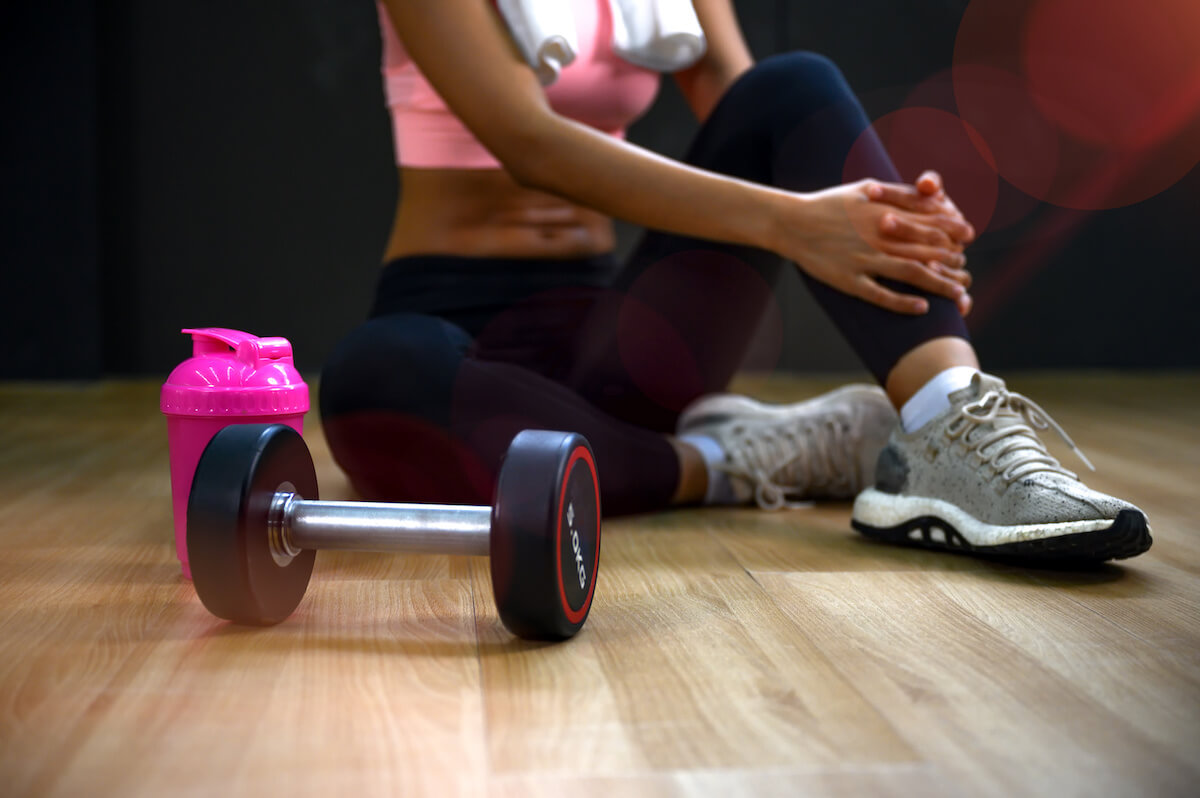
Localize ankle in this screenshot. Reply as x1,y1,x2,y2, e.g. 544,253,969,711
899,366,979,432
676,434,742,505
885,337,980,408
670,437,711,505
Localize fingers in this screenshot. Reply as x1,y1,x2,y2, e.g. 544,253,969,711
866,179,977,243
853,274,929,315
820,254,973,316
927,213,975,244
865,181,940,214
878,240,966,270
932,260,973,289
933,262,974,315
946,217,975,244
879,212,960,249
849,268,974,316
872,255,967,304
916,170,944,196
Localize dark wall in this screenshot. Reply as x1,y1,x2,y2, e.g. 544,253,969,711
4,0,1199,378
3,1,101,378
94,0,395,376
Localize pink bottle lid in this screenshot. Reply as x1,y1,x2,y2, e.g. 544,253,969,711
160,328,309,417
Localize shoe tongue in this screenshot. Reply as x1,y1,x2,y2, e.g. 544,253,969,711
948,371,1005,406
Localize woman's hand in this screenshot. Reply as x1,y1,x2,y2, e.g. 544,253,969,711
868,170,975,315
868,171,975,242
772,179,971,315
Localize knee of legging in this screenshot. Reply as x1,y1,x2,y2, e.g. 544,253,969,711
318,315,491,503
727,51,853,113
318,313,470,424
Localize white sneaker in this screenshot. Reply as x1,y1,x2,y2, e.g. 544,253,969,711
852,373,1152,561
678,385,898,509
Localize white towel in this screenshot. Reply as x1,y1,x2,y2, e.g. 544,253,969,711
609,0,707,73
496,0,580,85
498,0,707,86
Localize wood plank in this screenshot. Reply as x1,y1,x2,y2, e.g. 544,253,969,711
936,563,1200,760
1,567,490,797
755,570,1200,797
704,503,1005,574
0,383,489,796
487,763,950,798
1,375,1198,796
472,516,923,777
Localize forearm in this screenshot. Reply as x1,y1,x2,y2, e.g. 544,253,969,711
508,115,790,253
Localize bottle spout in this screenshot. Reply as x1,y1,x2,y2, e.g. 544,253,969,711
182,328,293,367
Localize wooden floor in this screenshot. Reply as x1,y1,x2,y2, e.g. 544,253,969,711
1,373,1198,797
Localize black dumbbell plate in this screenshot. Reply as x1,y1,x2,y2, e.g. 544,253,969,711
490,430,601,640
187,423,318,625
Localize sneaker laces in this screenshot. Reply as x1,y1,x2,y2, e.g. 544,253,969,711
947,386,1095,485
716,415,859,510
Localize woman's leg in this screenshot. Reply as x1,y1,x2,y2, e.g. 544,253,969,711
567,52,974,433
604,52,1137,556
319,310,686,516
545,52,969,507
560,52,1148,560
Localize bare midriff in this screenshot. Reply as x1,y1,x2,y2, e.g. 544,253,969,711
383,168,616,261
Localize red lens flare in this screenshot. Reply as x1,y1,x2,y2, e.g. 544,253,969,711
954,0,1200,210
845,106,1000,232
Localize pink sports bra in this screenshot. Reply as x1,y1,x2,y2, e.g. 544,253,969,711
377,0,662,168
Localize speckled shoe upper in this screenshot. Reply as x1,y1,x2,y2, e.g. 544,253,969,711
867,373,1141,527
678,385,898,508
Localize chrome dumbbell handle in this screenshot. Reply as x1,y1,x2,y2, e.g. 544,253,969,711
268,489,491,566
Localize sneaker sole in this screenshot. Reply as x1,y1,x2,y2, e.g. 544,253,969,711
851,489,1152,562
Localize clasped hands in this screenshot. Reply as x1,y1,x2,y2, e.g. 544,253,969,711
780,170,976,316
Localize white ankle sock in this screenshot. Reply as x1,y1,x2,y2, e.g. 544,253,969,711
679,433,739,504
900,366,979,432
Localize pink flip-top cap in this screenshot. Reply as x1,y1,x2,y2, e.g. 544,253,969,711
160,328,310,417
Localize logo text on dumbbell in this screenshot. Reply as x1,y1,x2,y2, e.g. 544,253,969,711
569,501,586,590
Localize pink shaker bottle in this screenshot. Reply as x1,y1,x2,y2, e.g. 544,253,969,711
160,328,310,578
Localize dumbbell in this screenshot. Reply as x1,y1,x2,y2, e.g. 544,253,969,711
186,423,601,640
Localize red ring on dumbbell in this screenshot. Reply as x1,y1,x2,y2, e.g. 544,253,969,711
556,444,600,625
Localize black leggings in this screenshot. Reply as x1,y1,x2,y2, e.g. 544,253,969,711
320,52,969,515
